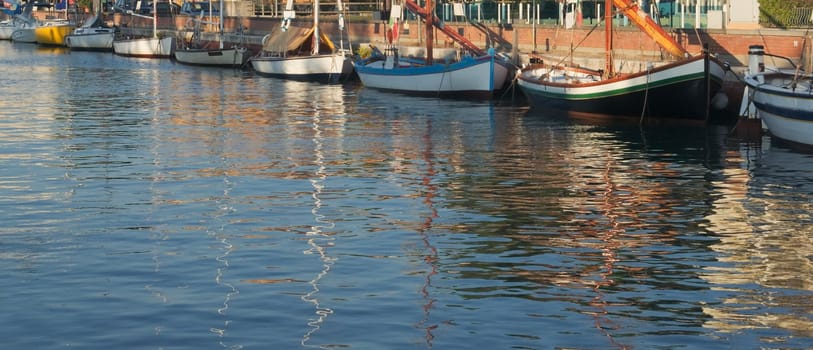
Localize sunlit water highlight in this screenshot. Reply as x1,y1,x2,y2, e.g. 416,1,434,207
1,41,812,349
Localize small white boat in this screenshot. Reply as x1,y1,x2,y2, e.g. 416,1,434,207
8,0,37,43
743,45,813,149
0,20,16,40
113,2,175,58
65,3,115,51
11,25,36,43
174,1,249,67
249,0,353,83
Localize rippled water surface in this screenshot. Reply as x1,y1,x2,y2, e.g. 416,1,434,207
2,41,813,349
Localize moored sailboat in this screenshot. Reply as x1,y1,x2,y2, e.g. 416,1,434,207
112,0,175,58
8,0,38,43
352,0,512,98
249,0,353,83
1,1,24,40
65,0,115,51
174,1,249,67
517,0,729,123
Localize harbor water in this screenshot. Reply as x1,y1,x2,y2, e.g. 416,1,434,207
1,41,813,349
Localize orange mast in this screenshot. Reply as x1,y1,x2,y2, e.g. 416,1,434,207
611,0,689,59
403,0,485,55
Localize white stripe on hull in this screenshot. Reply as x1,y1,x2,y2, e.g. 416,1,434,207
518,56,713,98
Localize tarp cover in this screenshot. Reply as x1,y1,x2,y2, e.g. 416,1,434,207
261,23,335,54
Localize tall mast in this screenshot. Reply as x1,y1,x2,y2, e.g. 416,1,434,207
218,0,224,49
604,0,613,77
425,0,433,63
152,0,157,38
312,0,320,55
336,0,345,51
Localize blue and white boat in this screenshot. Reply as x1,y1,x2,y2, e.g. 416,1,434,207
743,45,813,149
352,0,512,98
354,47,511,99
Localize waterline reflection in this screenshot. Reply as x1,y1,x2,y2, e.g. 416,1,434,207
702,145,813,339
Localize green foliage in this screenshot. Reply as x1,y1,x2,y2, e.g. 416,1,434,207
75,0,93,11
759,0,813,28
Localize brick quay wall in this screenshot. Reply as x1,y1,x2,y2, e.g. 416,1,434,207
90,12,812,68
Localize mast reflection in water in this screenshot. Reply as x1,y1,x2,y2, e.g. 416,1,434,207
301,85,339,348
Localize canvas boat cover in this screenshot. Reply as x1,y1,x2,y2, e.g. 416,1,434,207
260,23,336,55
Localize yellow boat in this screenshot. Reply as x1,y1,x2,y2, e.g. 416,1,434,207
34,19,76,46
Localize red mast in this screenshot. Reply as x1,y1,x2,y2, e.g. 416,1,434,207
425,0,433,63
604,0,613,77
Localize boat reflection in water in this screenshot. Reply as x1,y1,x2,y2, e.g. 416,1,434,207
434,109,766,347
702,144,813,338
154,75,349,347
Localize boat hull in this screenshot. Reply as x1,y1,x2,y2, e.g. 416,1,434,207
0,24,14,40
518,54,727,122
113,37,176,58
175,47,249,67
11,27,36,43
745,71,813,148
353,55,511,98
250,53,353,83
66,29,115,51
34,23,75,46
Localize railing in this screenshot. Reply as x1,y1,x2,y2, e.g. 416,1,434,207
787,7,813,27
249,1,813,31
252,0,378,18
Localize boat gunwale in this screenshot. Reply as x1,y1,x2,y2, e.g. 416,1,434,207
518,54,712,89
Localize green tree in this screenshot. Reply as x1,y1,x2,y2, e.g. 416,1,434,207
759,0,813,28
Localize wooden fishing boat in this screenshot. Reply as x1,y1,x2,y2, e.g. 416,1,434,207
517,0,729,123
